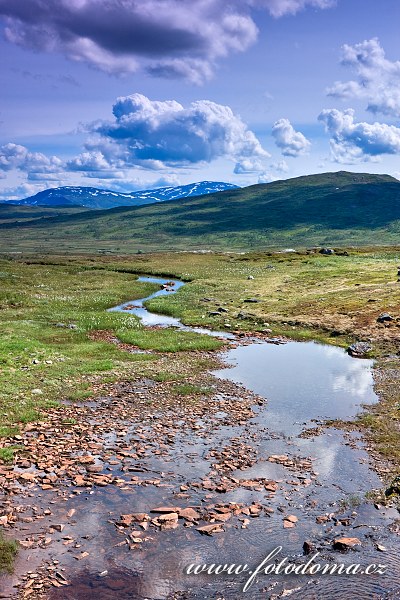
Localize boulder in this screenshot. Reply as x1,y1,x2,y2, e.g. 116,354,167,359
237,311,252,320
385,475,400,497
347,342,372,358
319,248,335,255
377,313,393,323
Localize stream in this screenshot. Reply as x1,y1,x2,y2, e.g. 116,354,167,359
2,276,399,600
107,276,400,598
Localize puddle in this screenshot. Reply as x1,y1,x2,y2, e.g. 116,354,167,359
213,340,378,435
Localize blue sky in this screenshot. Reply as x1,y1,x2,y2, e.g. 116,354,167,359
1,0,400,199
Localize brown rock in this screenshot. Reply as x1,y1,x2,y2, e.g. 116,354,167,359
179,508,200,521
303,541,314,555
333,537,361,550
158,512,179,522
151,506,181,514
196,524,224,536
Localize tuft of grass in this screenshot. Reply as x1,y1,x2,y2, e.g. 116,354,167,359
0,531,18,573
0,446,20,464
171,383,212,396
61,417,77,426
147,371,186,382
0,426,19,437
116,327,223,352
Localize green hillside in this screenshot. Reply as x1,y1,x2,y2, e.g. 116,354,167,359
0,204,86,225
1,171,400,253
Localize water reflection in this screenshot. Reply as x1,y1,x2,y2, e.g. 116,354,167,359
213,341,378,436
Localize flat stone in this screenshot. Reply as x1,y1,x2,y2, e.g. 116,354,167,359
333,537,361,550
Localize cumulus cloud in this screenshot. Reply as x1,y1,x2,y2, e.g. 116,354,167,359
66,151,113,172
257,159,290,183
0,143,62,179
0,0,334,83
88,93,269,169
270,159,289,173
327,38,400,118
89,174,182,194
234,158,268,174
318,108,400,163
0,93,267,195
257,172,280,183
272,119,311,156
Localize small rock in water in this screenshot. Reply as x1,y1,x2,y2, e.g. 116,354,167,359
332,537,361,550
303,540,315,555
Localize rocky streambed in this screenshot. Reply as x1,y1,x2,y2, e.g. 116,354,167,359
0,277,399,599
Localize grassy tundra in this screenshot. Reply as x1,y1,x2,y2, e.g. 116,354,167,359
0,248,399,475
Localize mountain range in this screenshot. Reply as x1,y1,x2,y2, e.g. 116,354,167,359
3,181,239,210
1,171,400,253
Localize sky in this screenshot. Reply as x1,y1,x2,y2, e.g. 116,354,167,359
1,0,400,200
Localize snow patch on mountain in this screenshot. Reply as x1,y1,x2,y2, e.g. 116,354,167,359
4,181,239,210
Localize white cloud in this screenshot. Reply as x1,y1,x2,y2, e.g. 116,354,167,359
327,38,400,118
91,174,182,193
257,172,280,183
272,118,311,156
0,181,61,201
90,93,269,170
0,93,267,195
234,158,268,174
270,159,289,173
0,143,62,179
66,151,113,172
318,108,400,163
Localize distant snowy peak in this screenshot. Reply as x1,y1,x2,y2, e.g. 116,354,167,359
7,181,239,210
